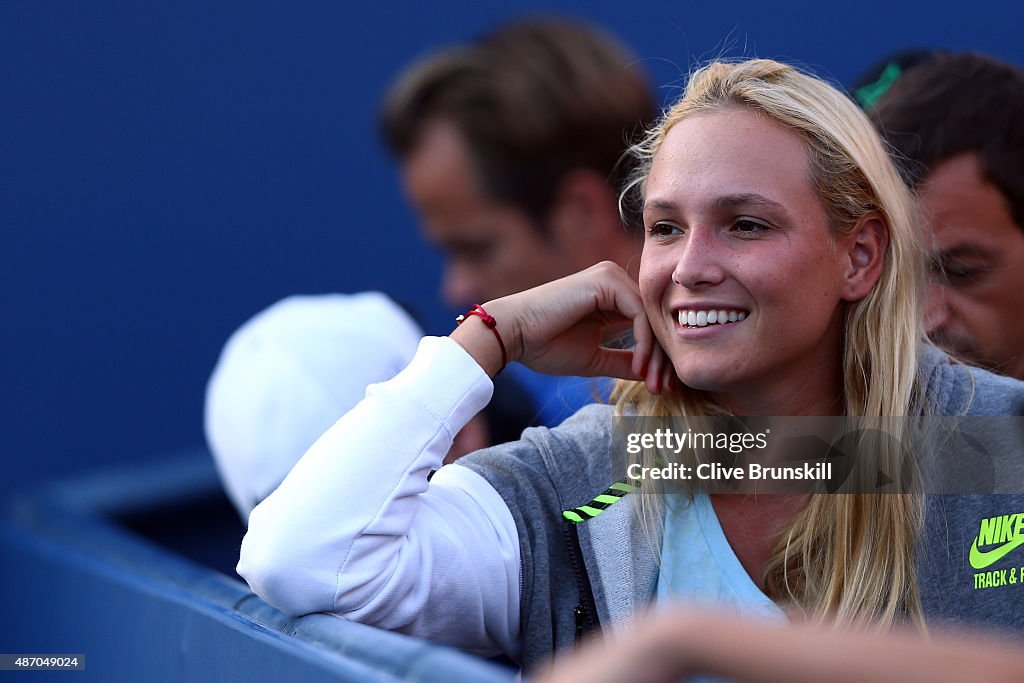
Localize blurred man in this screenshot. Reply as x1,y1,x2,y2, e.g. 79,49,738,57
870,52,1024,379
380,18,655,308
379,18,657,424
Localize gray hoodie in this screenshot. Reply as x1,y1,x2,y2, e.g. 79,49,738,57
460,346,1024,670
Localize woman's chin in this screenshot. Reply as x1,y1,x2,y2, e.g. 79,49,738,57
671,362,746,395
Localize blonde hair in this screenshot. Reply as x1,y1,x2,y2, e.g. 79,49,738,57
615,59,928,628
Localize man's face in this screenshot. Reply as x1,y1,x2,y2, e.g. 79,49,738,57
921,153,1024,380
400,120,569,308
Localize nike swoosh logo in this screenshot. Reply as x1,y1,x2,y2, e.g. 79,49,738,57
970,534,1024,570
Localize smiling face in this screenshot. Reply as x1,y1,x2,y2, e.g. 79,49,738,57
639,108,856,414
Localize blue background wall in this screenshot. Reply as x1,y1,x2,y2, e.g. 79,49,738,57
4,0,1024,490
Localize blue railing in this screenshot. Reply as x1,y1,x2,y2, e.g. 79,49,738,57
0,451,517,683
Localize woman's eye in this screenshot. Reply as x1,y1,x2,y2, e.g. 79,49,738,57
732,219,769,235
648,222,680,238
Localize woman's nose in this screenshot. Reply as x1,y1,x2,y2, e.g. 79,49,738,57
671,230,725,288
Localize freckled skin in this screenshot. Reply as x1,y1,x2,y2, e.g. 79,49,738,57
639,109,854,415
920,153,1024,380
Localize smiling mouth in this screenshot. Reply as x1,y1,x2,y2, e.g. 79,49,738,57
676,308,748,328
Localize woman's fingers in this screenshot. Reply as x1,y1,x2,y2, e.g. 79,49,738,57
661,345,676,393
582,263,656,382
630,312,655,380
478,261,663,381
588,347,639,380
602,277,655,382
645,342,665,395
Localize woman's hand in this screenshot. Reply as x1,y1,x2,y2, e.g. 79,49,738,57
534,606,1024,683
450,261,673,394
533,609,698,683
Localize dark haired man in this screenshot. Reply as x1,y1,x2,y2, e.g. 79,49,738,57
870,52,1024,380
380,18,657,423
381,19,654,307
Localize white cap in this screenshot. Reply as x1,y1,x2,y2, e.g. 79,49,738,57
204,292,423,520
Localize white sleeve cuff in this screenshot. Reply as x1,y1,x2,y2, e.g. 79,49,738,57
370,336,494,439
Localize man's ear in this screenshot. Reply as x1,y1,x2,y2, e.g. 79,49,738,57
547,169,623,266
841,215,888,302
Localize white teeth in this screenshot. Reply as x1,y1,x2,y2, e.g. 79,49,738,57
676,308,749,328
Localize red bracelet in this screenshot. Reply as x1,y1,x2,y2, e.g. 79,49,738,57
455,304,508,375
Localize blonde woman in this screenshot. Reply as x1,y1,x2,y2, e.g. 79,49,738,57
238,59,1024,670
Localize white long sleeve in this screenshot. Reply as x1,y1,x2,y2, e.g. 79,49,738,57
238,336,522,657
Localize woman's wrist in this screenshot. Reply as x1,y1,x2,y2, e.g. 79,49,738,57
451,314,506,377
450,299,520,378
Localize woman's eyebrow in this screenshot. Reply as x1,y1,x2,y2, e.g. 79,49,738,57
642,198,678,212
643,194,785,213
714,193,785,210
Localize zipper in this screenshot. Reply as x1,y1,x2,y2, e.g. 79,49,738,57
563,520,600,645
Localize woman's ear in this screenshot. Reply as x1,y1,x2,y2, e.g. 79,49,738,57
841,215,888,302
